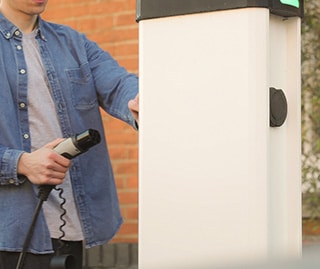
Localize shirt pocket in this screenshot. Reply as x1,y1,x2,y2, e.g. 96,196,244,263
65,63,98,110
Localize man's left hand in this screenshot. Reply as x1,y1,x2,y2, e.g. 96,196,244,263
128,94,139,125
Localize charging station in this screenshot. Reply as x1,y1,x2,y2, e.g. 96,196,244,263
138,1,303,268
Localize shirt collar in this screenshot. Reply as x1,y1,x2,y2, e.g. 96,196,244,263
0,13,46,41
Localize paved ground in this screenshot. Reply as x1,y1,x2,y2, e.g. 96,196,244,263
303,235,320,258
80,239,320,269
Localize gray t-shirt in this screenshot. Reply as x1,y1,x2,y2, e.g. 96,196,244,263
23,30,84,241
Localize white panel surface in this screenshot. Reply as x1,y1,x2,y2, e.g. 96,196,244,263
268,15,302,257
138,8,301,269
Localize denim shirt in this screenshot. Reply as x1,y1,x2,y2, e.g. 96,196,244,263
0,14,138,254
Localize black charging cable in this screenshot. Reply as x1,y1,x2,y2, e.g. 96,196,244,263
16,185,55,269
15,129,101,269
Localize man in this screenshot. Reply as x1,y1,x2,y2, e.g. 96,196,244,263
0,0,139,268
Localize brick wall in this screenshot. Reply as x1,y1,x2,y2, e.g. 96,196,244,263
42,0,139,243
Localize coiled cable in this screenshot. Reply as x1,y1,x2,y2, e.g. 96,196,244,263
54,186,67,256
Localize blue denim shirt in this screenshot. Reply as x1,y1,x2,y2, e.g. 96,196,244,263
0,14,138,254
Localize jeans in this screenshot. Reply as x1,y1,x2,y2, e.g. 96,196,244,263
0,239,83,269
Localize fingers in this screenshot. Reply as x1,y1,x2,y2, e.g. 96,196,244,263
36,151,71,185
37,171,64,186
51,150,72,168
128,94,139,123
44,138,65,149
128,94,139,111
18,143,72,186
46,153,71,173
39,164,69,185
44,139,71,167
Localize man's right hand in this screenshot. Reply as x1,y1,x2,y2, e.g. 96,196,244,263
17,139,71,185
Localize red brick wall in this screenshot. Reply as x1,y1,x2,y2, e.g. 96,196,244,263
43,0,139,243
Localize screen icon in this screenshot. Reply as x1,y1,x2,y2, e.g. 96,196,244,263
280,0,299,8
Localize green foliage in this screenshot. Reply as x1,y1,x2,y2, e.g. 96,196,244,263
302,1,320,218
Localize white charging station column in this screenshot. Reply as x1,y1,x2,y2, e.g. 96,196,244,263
138,1,303,268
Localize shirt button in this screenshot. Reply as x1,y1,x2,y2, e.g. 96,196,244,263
19,69,26,74
17,45,22,50
9,179,15,184
23,134,29,139
19,102,26,108
14,30,21,36
6,32,11,38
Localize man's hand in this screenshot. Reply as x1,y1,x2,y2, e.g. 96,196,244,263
17,139,71,186
128,94,139,124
